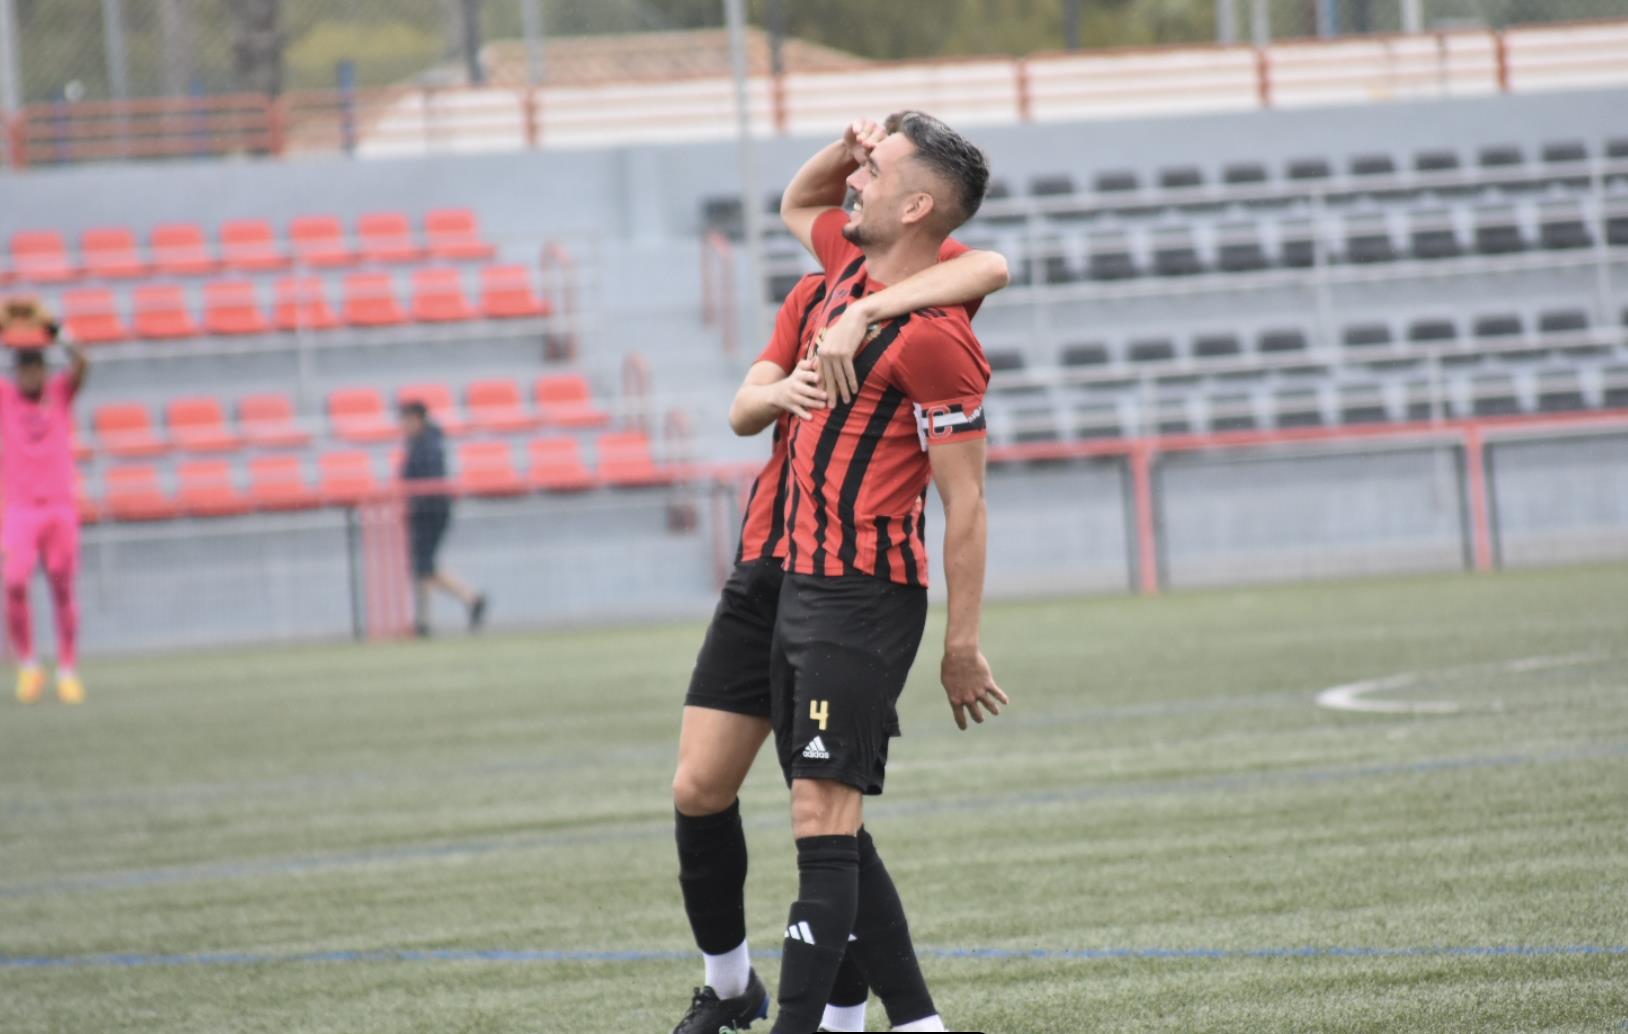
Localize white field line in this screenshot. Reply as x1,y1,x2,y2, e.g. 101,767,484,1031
1315,653,1604,715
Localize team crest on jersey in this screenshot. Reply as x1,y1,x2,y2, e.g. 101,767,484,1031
913,401,986,450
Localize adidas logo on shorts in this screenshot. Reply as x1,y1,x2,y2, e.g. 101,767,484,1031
802,736,831,760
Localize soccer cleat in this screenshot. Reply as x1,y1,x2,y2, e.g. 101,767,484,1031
671,968,769,1034
56,672,85,706
15,666,45,704
468,593,488,632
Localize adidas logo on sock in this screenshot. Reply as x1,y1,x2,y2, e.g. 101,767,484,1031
786,921,816,945
802,736,830,760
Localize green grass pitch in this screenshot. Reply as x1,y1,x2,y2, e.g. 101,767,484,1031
2,564,1625,1032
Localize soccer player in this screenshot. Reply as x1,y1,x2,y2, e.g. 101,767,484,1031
1,307,88,704
672,242,1007,1030
730,111,1007,1034
398,400,487,637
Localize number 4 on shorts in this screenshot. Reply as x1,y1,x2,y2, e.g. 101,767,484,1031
809,700,830,731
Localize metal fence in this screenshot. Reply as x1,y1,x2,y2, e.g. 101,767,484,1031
4,0,1627,112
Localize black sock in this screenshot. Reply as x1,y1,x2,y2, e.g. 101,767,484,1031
828,950,870,1008
771,835,860,1034
674,800,749,957
848,827,937,1027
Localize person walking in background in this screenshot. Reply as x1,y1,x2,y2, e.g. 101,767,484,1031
1,300,88,704
399,400,487,638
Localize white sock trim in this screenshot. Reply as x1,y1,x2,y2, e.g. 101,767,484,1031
702,939,751,1000
820,1000,867,1031
893,1016,949,1032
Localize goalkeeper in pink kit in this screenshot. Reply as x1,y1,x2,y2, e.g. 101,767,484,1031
1,301,88,704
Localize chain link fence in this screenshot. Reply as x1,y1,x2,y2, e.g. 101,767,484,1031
5,0,1628,109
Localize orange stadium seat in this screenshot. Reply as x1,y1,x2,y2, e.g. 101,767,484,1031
220,219,289,272
317,451,380,505
290,215,356,268
466,378,534,433
80,227,148,280
397,383,464,436
247,455,317,511
410,267,476,323
202,280,271,336
456,441,526,497
0,321,52,348
272,276,339,332
93,402,166,458
238,392,311,449
479,264,550,319
176,460,251,517
104,465,177,521
327,387,397,443
425,208,497,262
150,223,218,276
166,396,242,454
340,272,406,327
528,437,595,493
596,431,665,487
61,288,130,345
131,284,200,339
535,374,611,429
358,212,423,265
10,231,77,283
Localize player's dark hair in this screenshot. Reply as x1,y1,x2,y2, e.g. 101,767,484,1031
399,400,429,420
884,109,990,229
15,348,45,369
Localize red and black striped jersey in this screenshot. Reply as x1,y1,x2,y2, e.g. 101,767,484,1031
779,209,992,587
735,273,827,564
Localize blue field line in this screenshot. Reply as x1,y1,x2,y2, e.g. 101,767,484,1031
3,740,1624,901
2,944,1624,972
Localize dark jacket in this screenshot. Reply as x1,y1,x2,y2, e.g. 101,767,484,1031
401,423,451,519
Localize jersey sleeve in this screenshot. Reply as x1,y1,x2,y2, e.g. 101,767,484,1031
812,208,861,276
890,319,991,450
934,236,985,321
755,277,819,370
51,372,78,406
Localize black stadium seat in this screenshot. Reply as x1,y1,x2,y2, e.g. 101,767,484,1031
1538,201,1592,251
1258,329,1308,355
1338,382,1390,424
1536,371,1587,412
1415,149,1461,175
1193,333,1242,360
1350,153,1397,178
1274,388,1324,428
1210,393,1258,431
1407,318,1458,347
1478,144,1525,170
1061,342,1110,367
1473,205,1526,255
1159,166,1204,191
1278,219,1317,268
1152,228,1204,277
1287,157,1332,183
1223,162,1268,187
1342,323,1393,350
1094,170,1140,195
1216,223,1270,272
1472,313,1525,342
1087,232,1139,280
1128,338,1177,364
1470,374,1522,417
1541,140,1590,190
1409,209,1462,261
1030,174,1076,197
987,349,1027,373
1344,212,1395,264
1604,366,1628,409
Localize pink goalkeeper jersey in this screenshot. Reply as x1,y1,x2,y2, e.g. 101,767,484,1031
0,373,78,508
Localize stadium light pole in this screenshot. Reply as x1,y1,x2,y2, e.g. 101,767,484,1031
724,0,767,344
1402,0,1424,32
1217,0,1238,44
0,0,22,115
521,0,546,86
101,0,130,100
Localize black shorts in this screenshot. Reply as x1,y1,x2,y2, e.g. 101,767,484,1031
408,509,450,578
684,557,784,718
770,572,929,796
